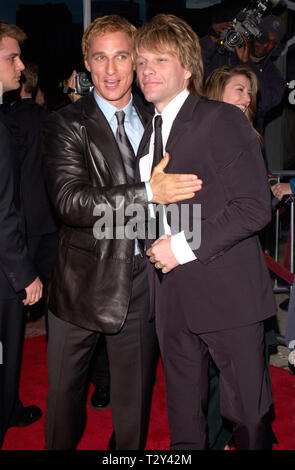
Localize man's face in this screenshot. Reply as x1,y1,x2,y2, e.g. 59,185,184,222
251,32,278,59
0,36,24,93
135,46,191,113
84,30,134,109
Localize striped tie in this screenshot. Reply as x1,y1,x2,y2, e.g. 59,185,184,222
115,110,135,183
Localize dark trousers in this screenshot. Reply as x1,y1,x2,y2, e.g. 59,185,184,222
45,257,158,450
156,312,274,450
26,232,58,326
90,335,110,389
0,298,25,447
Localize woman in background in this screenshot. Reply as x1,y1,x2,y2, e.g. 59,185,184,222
205,64,262,145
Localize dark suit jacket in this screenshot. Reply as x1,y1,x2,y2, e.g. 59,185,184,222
9,98,58,238
43,91,152,333
0,112,36,300
137,94,277,333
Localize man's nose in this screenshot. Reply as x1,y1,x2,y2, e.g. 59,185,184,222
17,57,25,72
143,62,155,75
106,58,116,74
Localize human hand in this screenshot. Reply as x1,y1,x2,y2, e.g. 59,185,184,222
234,34,250,63
67,70,82,103
149,152,202,204
23,277,43,306
271,182,292,201
210,22,232,43
146,235,179,274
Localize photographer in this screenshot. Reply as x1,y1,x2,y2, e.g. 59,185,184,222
200,14,286,135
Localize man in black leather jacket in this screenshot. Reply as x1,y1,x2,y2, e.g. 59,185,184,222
43,15,202,450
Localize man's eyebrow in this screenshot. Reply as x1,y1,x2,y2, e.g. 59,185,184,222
91,50,131,57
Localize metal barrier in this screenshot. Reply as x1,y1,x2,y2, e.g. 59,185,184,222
269,171,295,294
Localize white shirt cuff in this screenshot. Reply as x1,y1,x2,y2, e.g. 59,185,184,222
145,181,153,202
171,231,197,265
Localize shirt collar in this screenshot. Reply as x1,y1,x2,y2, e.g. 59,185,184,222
93,90,133,124
155,88,189,124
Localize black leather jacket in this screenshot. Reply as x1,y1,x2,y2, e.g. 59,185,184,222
43,91,152,332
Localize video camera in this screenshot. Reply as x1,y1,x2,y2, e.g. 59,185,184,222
63,71,93,96
216,0,282,54
75,72,93,95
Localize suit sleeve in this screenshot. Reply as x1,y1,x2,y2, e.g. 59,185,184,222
43,112,148,229
0,122,36,292
194,107,272,265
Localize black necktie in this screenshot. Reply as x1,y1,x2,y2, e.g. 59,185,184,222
115,110,135,183
152,115,163,171
152,115,164,282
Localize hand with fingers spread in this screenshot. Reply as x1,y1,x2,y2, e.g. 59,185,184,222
149,152,202,204
23,277,43,306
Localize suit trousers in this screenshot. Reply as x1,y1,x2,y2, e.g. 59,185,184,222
156,311,274,450
45,256,158,450
0,298,25,447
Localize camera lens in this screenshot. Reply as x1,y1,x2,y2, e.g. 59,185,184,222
226,30,243,48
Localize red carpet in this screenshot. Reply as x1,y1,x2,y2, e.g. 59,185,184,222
2,335,295,450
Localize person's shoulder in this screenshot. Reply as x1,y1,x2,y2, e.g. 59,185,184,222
189,95,238,119
11,99,49,125
45,93,93,125
197,95,249,122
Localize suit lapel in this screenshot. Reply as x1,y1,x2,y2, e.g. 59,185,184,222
165,94,201,156
81,92,153,185
81,93,128,184
135,120,153,182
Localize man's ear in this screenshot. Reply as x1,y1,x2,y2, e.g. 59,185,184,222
84,59,91,72
184,69,192,81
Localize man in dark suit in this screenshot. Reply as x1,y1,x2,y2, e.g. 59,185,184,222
0,21,43,448
135,14,277,450
43,15,202,450
8,60,58,324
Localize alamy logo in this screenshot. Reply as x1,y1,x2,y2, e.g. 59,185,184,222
288,80,295,105
93,197,202,251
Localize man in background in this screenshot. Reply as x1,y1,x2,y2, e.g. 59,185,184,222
9,60,58,325
200,14,286,135
0,21,43,448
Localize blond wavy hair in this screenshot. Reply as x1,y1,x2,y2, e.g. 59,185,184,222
134,14,204,97
82,15,136,60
